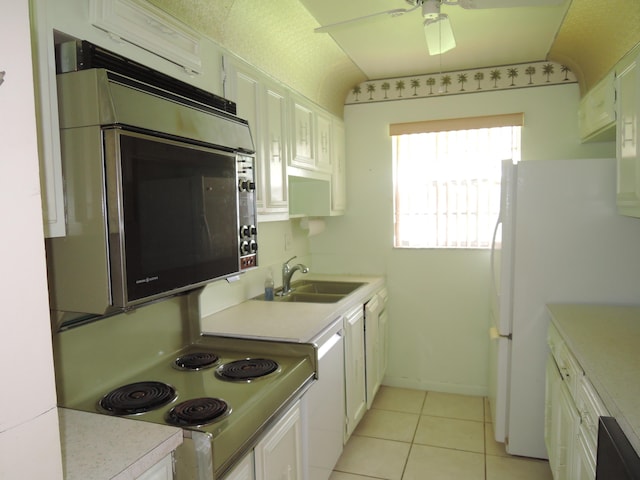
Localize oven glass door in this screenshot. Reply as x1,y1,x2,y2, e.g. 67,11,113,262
107,128,239,303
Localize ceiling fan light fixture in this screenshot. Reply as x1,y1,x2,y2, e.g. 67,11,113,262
423,15,456,55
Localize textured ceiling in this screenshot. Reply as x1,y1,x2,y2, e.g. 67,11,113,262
148,0,640,116
548,0,640,93
147,0,366,116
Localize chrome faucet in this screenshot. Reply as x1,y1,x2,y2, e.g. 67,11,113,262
281,256,309,296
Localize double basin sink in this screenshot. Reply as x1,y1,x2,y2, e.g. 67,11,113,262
254,280,365,303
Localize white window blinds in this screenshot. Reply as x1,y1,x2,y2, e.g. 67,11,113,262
392,114,522,249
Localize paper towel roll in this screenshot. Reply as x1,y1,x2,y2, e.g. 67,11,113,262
300,217,326,237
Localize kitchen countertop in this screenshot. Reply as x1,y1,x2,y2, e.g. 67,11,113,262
547,303,640,453
58,408,183,480
201,274,385,343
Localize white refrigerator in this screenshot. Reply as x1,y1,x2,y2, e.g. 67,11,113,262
489,157,640,459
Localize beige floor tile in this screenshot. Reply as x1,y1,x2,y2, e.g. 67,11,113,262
371,386,426,414
414,415,485,453
485,422,508,457
334,435,410,480
484,397,492,423
354,409,420,443
422,391,484,421
403,444,485,480
329,472,378,480
486,454,553,480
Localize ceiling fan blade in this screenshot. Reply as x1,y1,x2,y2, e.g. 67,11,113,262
451,0,566,9
314,5,420,33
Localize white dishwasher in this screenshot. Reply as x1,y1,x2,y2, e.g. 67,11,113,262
304,317,345,480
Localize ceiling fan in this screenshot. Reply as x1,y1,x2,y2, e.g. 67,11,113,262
314,0,565,56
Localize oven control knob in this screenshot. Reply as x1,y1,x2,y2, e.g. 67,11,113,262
250,225,257,236
238,179,249,192
248,181,256,191
240,225,252,238
250,240,258,253
240,241,251,255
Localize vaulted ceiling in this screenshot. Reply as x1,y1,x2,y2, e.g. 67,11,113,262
148,0,640,117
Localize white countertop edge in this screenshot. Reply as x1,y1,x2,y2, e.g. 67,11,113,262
59,408,183,480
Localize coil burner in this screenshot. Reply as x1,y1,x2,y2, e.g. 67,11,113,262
216,358,279,382
173,351,220,371
166,397,231,427
99,381,177,415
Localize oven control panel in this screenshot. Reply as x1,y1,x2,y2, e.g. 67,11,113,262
237,154,258,270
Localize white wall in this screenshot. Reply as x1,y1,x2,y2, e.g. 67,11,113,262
310,84,615,395
0,1,62,477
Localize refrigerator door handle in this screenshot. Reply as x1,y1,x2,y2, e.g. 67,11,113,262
489,326,512,340
490,217,501,294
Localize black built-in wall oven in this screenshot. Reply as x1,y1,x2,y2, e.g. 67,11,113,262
47,41,257,327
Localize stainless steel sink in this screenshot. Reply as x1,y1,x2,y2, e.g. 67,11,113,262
291,280,365,295
253,280,365,303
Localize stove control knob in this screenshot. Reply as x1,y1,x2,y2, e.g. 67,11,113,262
249,225,257,236
240,225,252,238
240,241,251,255
249,240,258,253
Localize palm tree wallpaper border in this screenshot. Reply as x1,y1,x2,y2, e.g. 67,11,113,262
346,61,576,104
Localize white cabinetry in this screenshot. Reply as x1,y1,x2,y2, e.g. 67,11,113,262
364,288,388,409
261,80,290,219
290,97,316,171
316,111,333,173
254,401,303,480
137,454,174,480
616,49,640,217
344,304,367,441
331,120,347,214
88,0,202,74
578,71,615,142
223,55,289,221
546,323,609,480
221,452,254,480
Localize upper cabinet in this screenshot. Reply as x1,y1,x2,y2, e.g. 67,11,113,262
615,48,640,217
88,0,202,75
30,0,223,237
223,55,289,222
579,71,616,143
223,54,347,220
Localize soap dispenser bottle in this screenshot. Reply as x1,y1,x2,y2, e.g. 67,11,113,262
264,269,274,301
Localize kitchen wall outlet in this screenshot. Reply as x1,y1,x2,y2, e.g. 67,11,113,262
284,232,292,251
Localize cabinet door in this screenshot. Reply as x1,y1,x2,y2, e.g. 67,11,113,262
262,82,289,217
316,111,333,173
344,305,366,441
331,120,347,214
616,56,640,217
290,99,315,169
254,402,303,480
224,58,263,210
364,296,380,409
137,454,174,480
221,452,255,480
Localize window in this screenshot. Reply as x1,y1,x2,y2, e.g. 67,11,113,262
392,114,522,249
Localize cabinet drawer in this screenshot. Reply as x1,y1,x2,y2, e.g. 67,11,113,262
556,342,583,400
576,376,608,448
547,323,564,359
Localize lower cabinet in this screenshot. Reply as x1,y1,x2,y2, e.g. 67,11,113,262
137,454,174,480
220,401,302,480
546,323,609,480
254,401,303,480
344,304,367,442
222,452,255,480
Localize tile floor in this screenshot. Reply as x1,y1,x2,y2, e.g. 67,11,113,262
329,386,553,480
